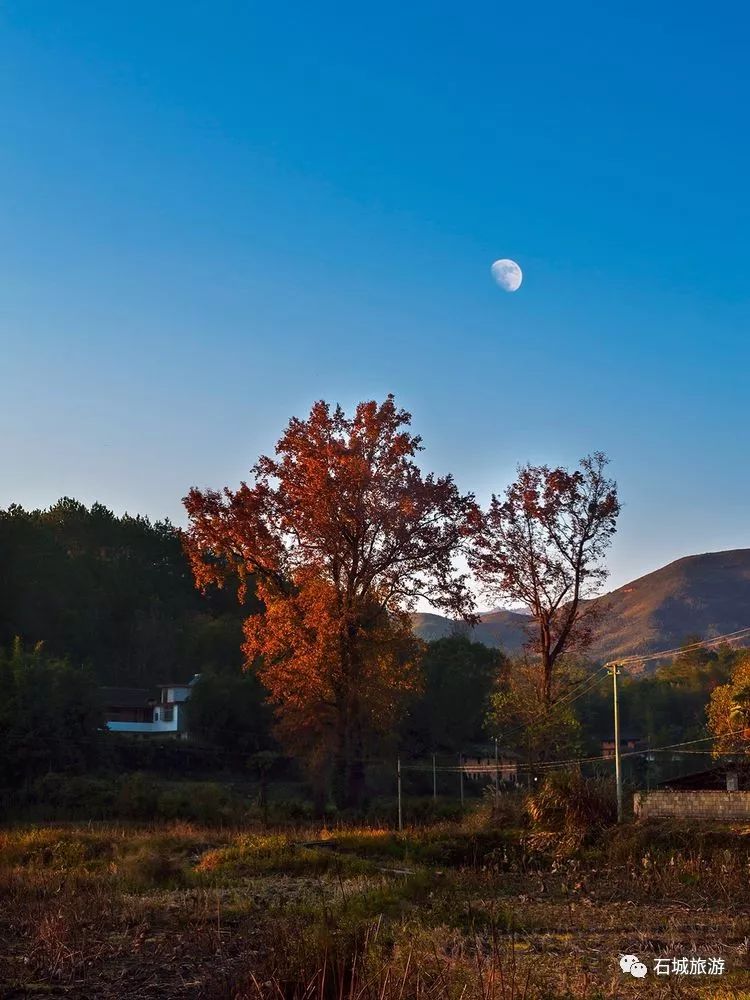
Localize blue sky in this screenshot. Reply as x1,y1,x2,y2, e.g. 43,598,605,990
1,1,749,593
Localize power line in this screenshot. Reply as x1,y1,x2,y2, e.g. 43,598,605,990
610,626,750,668
622,728,750,758
489,624,750,753
513,727,750,772
401,728,750,774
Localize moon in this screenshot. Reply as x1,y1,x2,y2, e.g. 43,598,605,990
491,258,523,292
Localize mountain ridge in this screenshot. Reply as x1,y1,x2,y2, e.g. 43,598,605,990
411,547,750,664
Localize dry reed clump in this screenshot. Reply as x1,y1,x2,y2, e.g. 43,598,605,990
116,843,189,889
524,772,617,856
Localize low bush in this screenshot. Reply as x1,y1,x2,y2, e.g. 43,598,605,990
31,774,118,818
157,781,241,825
115,772,160,820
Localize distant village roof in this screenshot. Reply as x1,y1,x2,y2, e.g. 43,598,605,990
658,764,749,790
156,674,202,688
98,687,153,709
462,745,521,760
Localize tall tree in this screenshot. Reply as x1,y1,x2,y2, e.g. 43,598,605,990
183,396,475,807
707,651,750,755
487,655,583,763
183,670,273,755
469,453,620,703
0,639,105,790
402,635,504,755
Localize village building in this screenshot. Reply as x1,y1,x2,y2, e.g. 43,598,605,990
601,735,647,759
100,674,201,738
634,762,750,821
462,752,519,784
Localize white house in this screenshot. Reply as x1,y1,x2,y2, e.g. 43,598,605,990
104,674,201,737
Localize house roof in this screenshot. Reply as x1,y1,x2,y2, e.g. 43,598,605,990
462,746,522,761
98,687,153,709
657,764,749,790
156,674,201,689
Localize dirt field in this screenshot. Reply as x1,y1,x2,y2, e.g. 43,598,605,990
1,817,748,999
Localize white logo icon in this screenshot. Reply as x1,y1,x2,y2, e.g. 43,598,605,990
620,955,648,978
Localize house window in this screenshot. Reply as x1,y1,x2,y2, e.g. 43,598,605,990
163,707,174,723
154,709,160,721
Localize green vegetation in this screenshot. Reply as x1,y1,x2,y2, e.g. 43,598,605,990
578,642,743,750
400,635,505,755
0,498,254,687
0,639,104,792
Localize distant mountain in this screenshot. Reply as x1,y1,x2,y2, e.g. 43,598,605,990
412,549,750,666
586,548,750,662
410,609,530,653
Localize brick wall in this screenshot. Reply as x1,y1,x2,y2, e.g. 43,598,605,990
634,789,750,821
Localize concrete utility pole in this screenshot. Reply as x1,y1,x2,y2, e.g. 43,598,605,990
459,752,464,806
397,756,403,832
494,737,500,808
608,664,624,823
432,753,437,801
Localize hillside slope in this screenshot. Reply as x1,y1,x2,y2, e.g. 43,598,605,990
412,548,750,664
587,548,750,661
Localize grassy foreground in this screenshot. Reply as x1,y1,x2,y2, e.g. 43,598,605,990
1,812,749,999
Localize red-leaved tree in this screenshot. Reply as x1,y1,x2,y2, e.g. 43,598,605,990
183,396,475,807
468,452,620,704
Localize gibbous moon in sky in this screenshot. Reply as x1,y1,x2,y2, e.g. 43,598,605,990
491,258,523,292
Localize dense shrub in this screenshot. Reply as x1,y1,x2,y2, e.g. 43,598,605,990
362,796,465,828
157,782,240,825
32,773,117,817
8,770,258,825
266,798,315,824
115,772,160,820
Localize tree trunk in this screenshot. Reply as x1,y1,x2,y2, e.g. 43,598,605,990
345,716,366,810
332,701,366,811
312,778,328,820
330,622,367,811
542,649,553,705
331,715,349,810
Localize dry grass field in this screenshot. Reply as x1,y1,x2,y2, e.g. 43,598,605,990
1,813,749,999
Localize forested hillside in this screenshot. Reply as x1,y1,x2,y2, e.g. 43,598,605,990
0,499,254,687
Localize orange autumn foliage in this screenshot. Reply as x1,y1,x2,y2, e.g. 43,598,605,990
243,573,421,768
183,395,475,806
